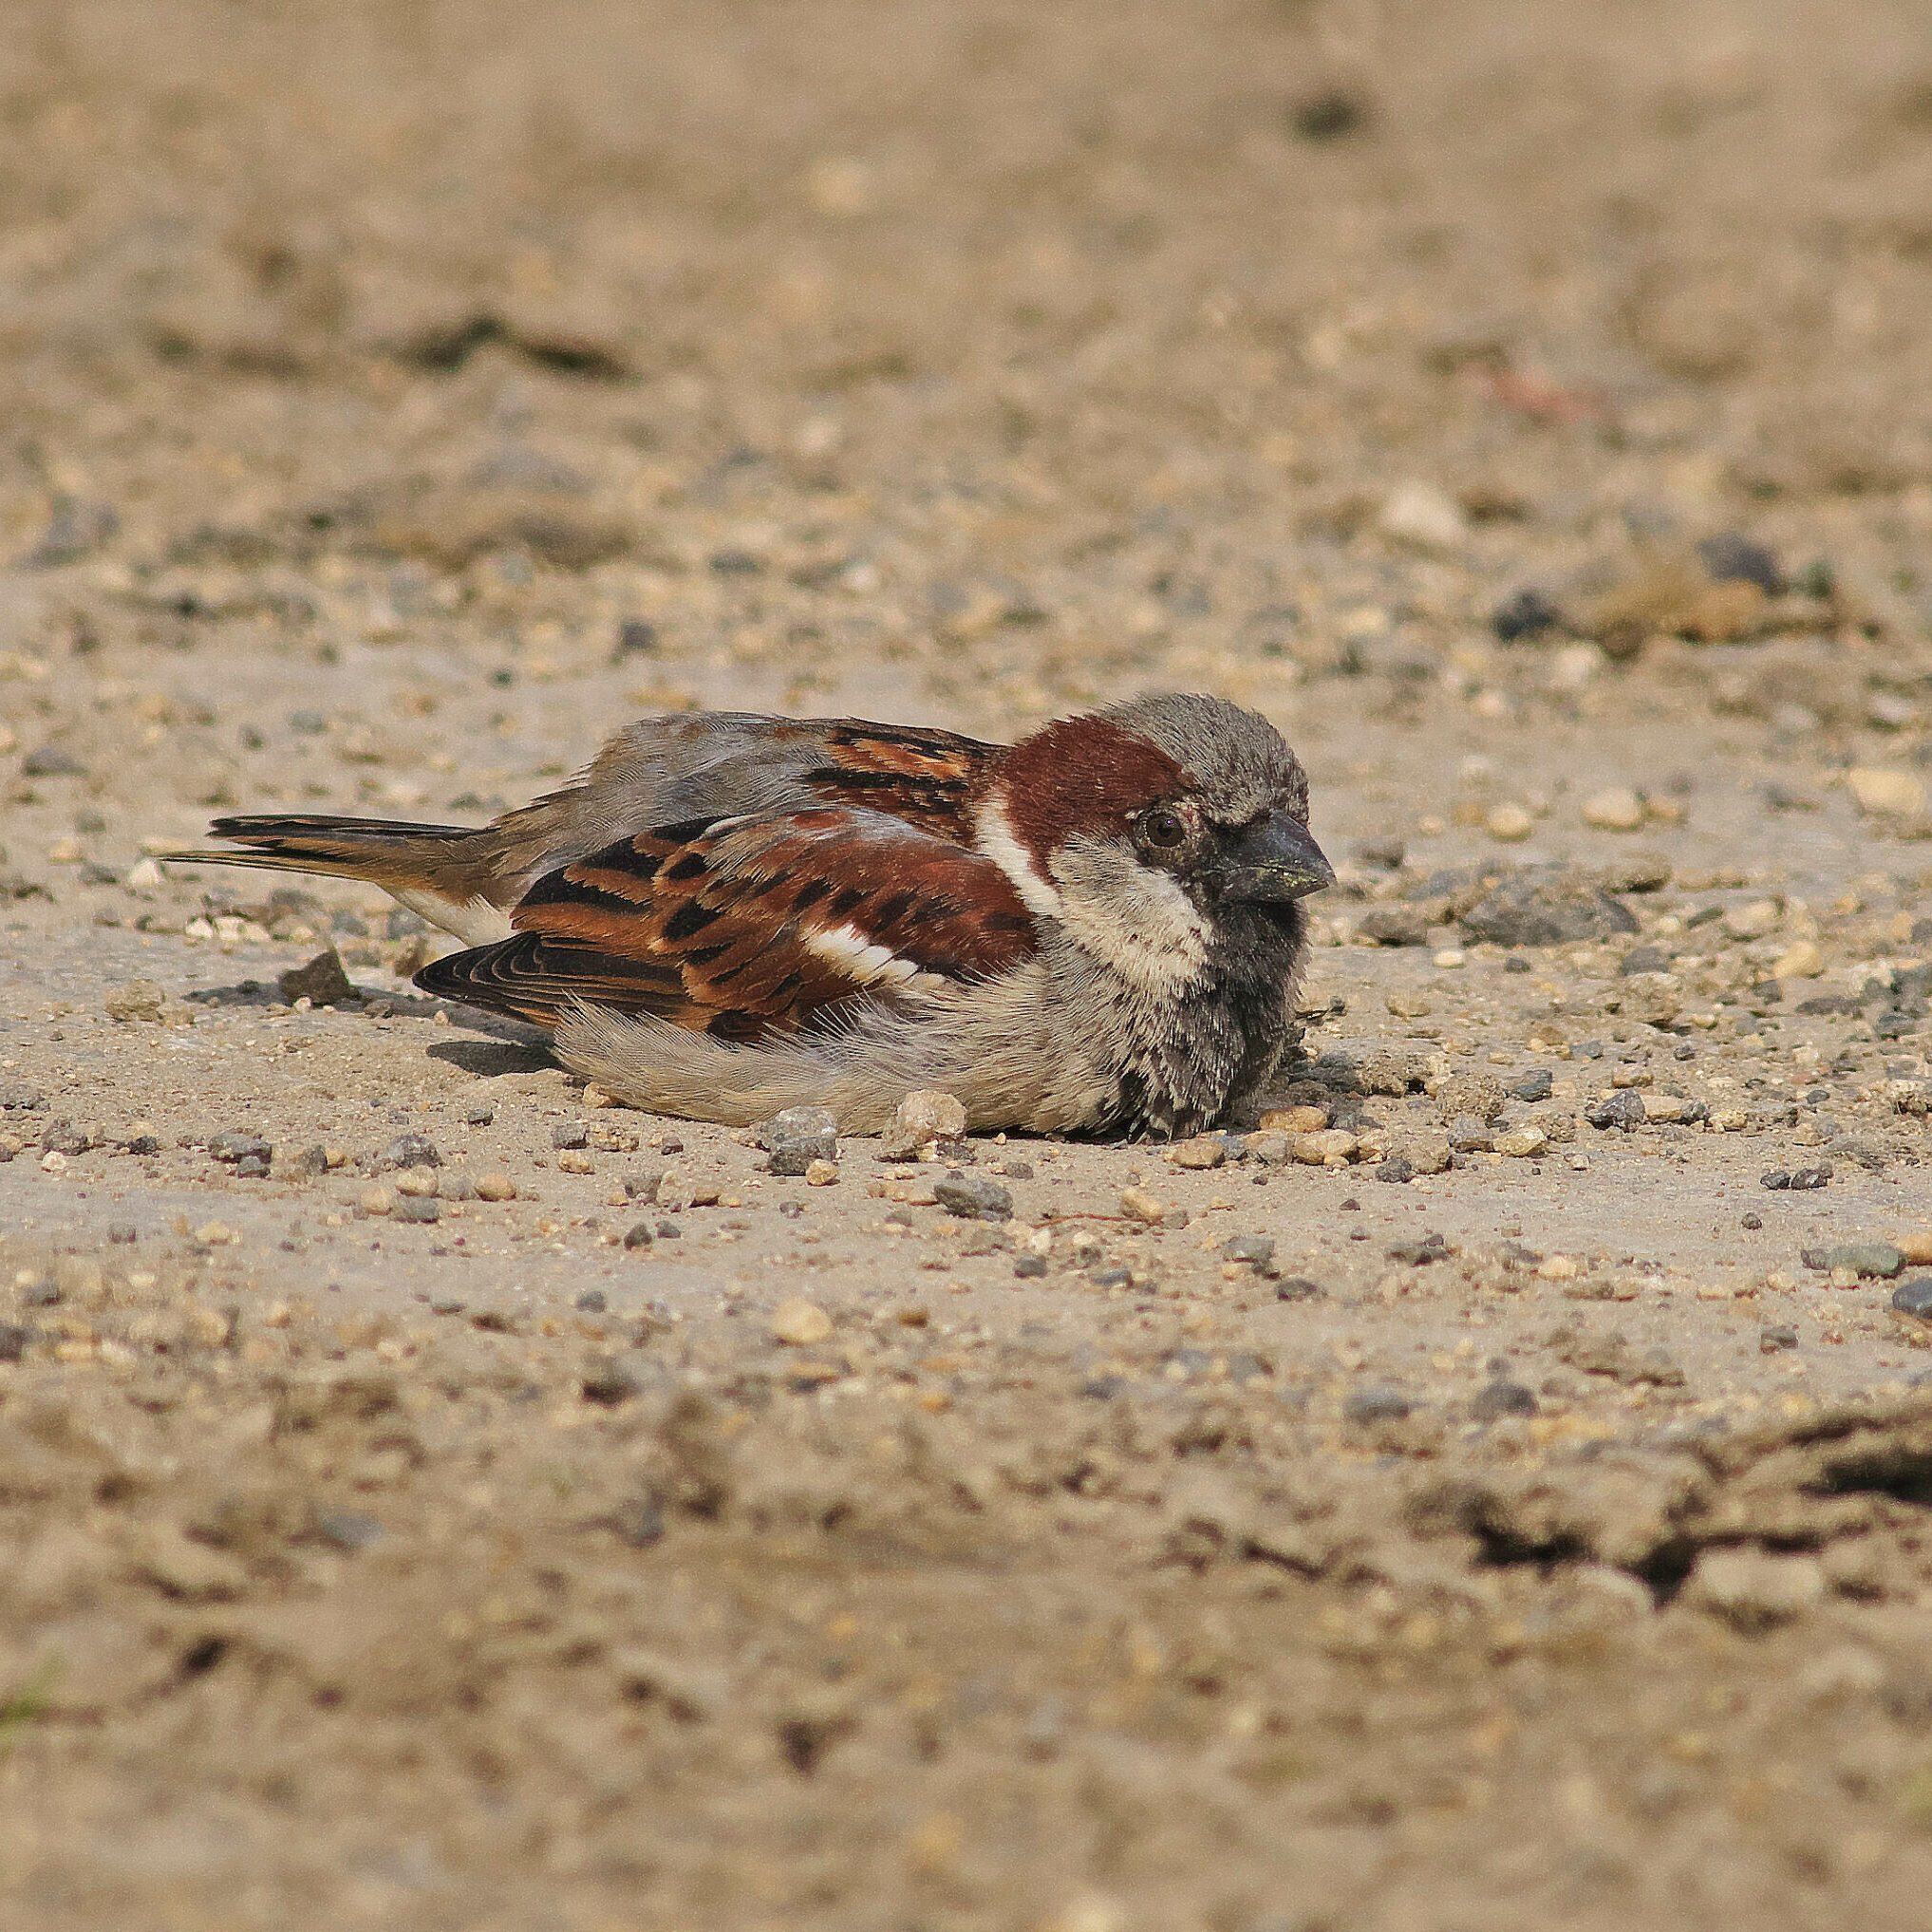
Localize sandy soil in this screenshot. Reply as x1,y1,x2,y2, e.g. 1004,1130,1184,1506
5,2,1932,1926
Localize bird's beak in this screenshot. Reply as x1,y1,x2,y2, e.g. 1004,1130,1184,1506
1216,811,1335,903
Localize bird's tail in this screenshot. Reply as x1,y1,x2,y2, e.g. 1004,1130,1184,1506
157,814,516,943
159,814,477,889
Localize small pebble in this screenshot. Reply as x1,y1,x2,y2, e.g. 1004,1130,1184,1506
1771,939,1824,981
1847,767,1926,819
1221,1234,1277,1273
761,1105,838,1176
804,1158,840,1187
1889,1279,1932,1322
1343,1385,1412,1423
314,1511,386,1552
934,1172,1013,1221
1806,1243,1903,1280
1485,803,1534,843
881,1089,968,1160
1166,1135,1227,1171
581,1360,642,1406
277,949,355,1005
209,1131,272,1167
474,1173,516,1201
1585,1091,1646,1132
383,1135,441,1170
1470,1379,1538,1419
771,1298,834,1346
1293,1129,1359,1167
1582,787,1645,832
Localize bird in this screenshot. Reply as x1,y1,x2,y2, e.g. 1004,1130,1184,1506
165,694,1333,1137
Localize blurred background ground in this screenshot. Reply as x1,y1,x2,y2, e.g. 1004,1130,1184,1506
5,3,1932,1927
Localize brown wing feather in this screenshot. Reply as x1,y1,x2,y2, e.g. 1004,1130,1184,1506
799,722,1003,840
416,807,1036,1036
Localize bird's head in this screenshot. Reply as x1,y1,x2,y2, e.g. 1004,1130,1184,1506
978,694,1332,988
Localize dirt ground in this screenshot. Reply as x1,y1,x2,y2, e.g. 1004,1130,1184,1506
5,2,1932,1925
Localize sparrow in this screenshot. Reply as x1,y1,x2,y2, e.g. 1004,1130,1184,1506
166,694,1332,1137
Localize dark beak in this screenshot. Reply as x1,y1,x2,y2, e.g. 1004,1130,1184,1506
1215,811,1335,903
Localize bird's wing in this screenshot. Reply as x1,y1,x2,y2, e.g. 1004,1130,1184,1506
416,805,1038,1036
481,714,1004,889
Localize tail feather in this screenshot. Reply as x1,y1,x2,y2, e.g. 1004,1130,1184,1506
159,813,512,945
159,814,477,885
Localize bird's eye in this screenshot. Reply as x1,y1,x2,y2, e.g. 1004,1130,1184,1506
1140,808,1187,850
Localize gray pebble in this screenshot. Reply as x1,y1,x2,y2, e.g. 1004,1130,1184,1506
1221,1234,1277,1273
1803,1243,1904,1279
21,744,87,778
0,1323,30,1362
277,950,356,1006
622,1221,654,1249
1344,1385,1412,1423
395,1196,440,1224
551,1122,591,1151
1460,865,1638,948
1890,1280,1932,1322
934,1172,1013,1221
1470,1379,1538,1419
314,1510,385,1552
1274,1277,1322,1302
1013,1254,1049,1279
210,1131,272,1166
760,1105,838,1176
465,1104,496,1127
1510,1068,1555,1103
384,1134,441,1170
1585,1091,1646,1132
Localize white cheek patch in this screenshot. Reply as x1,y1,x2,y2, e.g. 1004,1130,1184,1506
974,798,1064,920
804,922,947,992
1046,844,1210,994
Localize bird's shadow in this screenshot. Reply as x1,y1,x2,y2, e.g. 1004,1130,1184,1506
427,1037,557,1079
